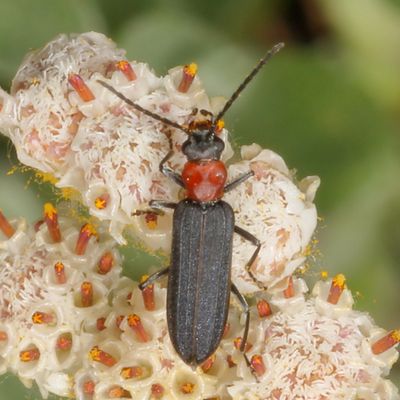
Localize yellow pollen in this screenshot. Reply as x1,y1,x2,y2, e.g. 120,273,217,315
332,273,346,288
128,314,140,326
95,197,107,209
216,119,225,131
30,77,40,86
140,274,149,284
185,63,197,76
320,270,328,279
89,346,101,361
35,171,58,184
44,202,57,218
181,382,195,394
83,223,97,236
391,330,400,342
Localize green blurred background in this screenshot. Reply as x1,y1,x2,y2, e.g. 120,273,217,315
0,0,399,397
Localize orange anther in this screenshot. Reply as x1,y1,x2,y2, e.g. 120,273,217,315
0,331,7,341
180,382,195,394
54,262,67,284
68,74,95,102
44,203,61,242
234,337,252,352
257,299,272,318
178,63,197,93
32,311,55,325
115,61,137,81
83,380,95,395
201,354,216,373
120,366,143,379
97,252,114,275
108,386,132,398
96,317,106,331
145,212,158,230
20,347,40,362
80,281,94,307
372,330,400,355
151,383,165,398
89,346,117,367
327,274,346,305
140,275,155,311
127,314,150,342
0,210,15,238
75,223,97,255
56,333,72,350
283,276,295,298
226,354,236,368
250,354,266,377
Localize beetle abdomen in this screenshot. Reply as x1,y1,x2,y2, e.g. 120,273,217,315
167,200,234,365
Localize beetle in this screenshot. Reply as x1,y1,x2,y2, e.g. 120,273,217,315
98,42,284,366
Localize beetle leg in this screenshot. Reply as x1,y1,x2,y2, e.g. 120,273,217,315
138,267,169,290
234,225,267,290
224,170,254,193
231,283,250,353
160,150,184,188
149,200,177,210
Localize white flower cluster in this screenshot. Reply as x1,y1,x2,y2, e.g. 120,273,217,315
0,32,318,296
0,210,398,399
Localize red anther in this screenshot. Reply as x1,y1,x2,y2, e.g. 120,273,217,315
80,281,94,307
327,274,346,305
108,386,132,398
222,323,230,338
283,276,294,298
233,337,252,352
54,262,67,284
115,60,137,81
257,299,272,318
20,347,40,362
178,63,197,93
83,380,95,395
127,314,150,342
32,311,55,325
182,160,227,202
68,74,95,102
97,252,114,275
250,354,266,377
201,354,216,373
180,382,195,394
94,194,109,210
145,212,158,230
96,317,106,331
226,355,236,368
56,333,72,350
75,223,97,255
126,292,133,302
140,275,155,311
120,366,143,379
44,203,61,242
0,331,7,341
151,383,165,398
89,345,117,367
0,210,15,238
115,315,124,329
371,330,400,355
34,219,44,232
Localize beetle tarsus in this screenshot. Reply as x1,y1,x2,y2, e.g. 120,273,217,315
138,267,169,290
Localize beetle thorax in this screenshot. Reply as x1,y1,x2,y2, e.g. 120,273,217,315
182,160,227,202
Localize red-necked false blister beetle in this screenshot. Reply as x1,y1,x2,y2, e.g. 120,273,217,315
98,42,284,367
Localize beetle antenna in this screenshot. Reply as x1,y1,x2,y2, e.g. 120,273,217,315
97,80,192,135
212,42,285,128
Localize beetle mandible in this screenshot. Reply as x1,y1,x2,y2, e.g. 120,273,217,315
98,42,284,367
